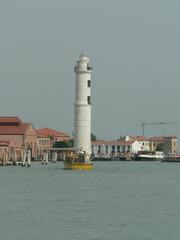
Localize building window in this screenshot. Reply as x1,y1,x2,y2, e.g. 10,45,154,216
106,145,108,153
87,80,91,87
87,96,91,105
98,146,101,155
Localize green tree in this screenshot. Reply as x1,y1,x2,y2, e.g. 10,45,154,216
53,139,74,148
91,133,97,141
156,143,164,151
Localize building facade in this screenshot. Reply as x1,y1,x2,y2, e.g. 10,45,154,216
0,117,37,159
92,136,178,158
36,128,70,143
36,133,52,158
148,136,177,154
92,139,142,158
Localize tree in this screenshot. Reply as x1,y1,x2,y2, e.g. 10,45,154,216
53,139,74,148
156,143,164,151
91,133,97,141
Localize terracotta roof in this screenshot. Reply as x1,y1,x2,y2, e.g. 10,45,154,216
36,128,70,137
0,123,30,135
148,136,177,141
0,117,21,123
36,132,51,138
163,136,177,139
148,136,164,141
133,136,149,141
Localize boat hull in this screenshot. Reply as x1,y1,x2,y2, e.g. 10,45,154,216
134,151,164,161
63,162,93,170
135,157,162,161
161,156,180,162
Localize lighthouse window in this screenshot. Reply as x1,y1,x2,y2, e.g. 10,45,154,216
87,96,91,105
87,80,91,87
87,63,92,70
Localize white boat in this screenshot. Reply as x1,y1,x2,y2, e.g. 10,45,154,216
135,151,164,161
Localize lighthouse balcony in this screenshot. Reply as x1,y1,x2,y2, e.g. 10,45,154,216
87,66,92,70
74,66,92,73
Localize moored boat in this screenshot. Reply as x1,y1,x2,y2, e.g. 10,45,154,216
63,151,93,170
161,154,180,162
134,151,164,161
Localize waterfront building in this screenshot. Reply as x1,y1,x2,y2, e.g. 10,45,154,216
36,132,52,159
118,136,151,151
92,136,178,158
0,140,10,155
148,136,177,154
36,128,70,143
0,117,37,159
92,139,142,158
163,136,177,155
0,140,11,165
133,136,151,151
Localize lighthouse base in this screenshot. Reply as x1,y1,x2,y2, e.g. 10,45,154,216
63,152,93,170
63,162,93,170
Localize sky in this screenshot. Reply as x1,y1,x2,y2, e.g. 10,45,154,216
0,0,180,143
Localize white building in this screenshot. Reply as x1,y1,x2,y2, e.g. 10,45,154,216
92,139,142,158
74,53,92,160
133,136,150,151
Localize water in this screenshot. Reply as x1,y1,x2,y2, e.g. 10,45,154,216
0,161,180,240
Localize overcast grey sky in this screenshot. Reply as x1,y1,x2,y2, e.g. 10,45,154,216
0,0,180,142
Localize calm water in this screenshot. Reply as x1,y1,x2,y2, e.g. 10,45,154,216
0,161,180,240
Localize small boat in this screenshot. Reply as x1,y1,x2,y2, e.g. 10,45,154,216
92,157,112,161
63,152,93,170
134,151,164,161
161,154,180,162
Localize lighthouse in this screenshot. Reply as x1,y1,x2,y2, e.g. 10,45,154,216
74,52,92,162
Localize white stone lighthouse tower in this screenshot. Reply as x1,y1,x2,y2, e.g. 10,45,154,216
74,52,92,161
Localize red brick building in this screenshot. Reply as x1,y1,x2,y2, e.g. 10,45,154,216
0,117,37,158
36,132,52,155
36,128,70,143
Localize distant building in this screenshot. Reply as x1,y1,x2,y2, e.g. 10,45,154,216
129,135,177,154
36,128,70,143
148,136,177,154
92,139,142,158
0,140,11,164
119,136,151,151
92,135,178,158
0,117,37,158
36,132,52,157
133,136,150,151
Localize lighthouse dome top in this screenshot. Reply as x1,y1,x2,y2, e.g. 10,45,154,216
74,52,92,73
79,51,89,62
